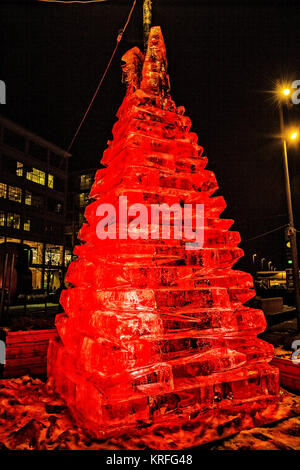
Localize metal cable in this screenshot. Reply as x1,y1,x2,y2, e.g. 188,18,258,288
65,0,137,152
244,224,288,242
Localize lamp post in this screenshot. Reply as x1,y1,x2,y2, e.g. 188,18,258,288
268,261,272,271
261,258,265,269
277,83,300,329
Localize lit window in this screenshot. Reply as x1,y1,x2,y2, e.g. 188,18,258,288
0,212,5,226
23,240,43,264
48,174,54,189
45,244,63,266
6,238,21,243
23,219,31,231
16,162,23,177
8,186,22,203
64,249,73,266
29,267,42,289
7,213,20,230
79,192,89,208
31,248,37,262
25,191,32,205
0,183,7,198
26,167,45,185
80,174,93,190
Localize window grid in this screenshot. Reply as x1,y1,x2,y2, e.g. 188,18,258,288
0,183,7,198
0,212,5,226
80,174,93,191
23,219,31,231
79,192,89,208
8,186,22,203
16,163,56,190
48,174,54,189
16,162,23,177
25,191,32,205
7,213,20,230
26,168,46,186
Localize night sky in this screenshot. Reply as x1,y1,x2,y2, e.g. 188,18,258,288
1,0,300,271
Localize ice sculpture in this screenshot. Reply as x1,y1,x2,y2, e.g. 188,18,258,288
47,26,279,445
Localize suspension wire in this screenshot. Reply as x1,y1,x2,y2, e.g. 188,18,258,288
65,0,137,152
244,224,288,242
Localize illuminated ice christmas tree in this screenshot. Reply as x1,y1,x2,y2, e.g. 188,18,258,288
48,27,279,446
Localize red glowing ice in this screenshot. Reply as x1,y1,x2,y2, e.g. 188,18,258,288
47,26,279,443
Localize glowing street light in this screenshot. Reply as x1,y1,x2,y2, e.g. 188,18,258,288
288,129,298,141
276,82,292,101
268,261,272,270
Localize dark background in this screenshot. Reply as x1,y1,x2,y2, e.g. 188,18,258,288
1,0,300,271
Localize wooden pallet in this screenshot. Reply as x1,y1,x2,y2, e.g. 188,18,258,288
0,328,58,378
271,356,300,393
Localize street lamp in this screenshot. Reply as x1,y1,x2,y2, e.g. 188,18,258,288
261,258,266,269
268,261,272,270
288,130,298,141
276,82,292,100
276,81,300,329
252,253,257,264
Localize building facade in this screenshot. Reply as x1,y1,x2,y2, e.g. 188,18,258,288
66,168,97,249
0,115,71,292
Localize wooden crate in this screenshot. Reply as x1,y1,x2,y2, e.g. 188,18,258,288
0,328,58,378
271,357,300,393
